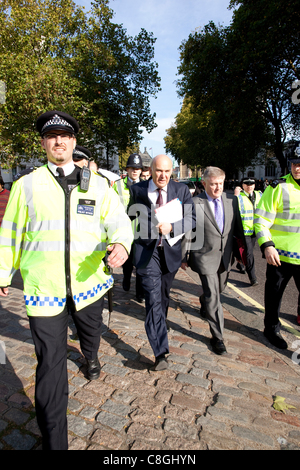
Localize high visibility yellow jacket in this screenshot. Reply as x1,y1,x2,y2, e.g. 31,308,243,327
237,190,262,236
254,174,300,265
113,177,131,208
0,165,133,316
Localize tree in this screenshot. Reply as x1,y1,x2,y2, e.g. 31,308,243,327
228,0,300,173
176,0,300,175
175,22,269,175
0,0,85,166
0,0,161,169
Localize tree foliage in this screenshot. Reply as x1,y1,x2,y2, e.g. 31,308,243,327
168,0,300,175
0,0,161,168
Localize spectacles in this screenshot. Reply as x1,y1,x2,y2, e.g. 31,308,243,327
43,133,74,141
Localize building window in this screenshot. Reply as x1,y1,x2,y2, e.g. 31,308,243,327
265,165,276,177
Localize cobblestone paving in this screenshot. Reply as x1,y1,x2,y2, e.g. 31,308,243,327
0,269,300,450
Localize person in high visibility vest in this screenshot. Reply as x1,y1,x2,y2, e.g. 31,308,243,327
254,145,300,349
113,153,144,301
234,177,262,286
0,110,133,450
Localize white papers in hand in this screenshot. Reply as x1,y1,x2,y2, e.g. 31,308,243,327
155,198,184,246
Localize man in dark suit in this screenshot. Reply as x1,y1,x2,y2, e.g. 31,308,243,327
182,167,245,355
128,155,196,370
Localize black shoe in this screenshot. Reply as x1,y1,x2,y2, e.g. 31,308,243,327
210,337,227,355
152,355,168,371
250,279,259,287
86,357,101,380
136,295,145,303
264,329,288,350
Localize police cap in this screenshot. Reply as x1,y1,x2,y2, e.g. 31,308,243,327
126,153,143,169
242,177,256,185
289,145,300,164
73,145,92,161
36,110,79,137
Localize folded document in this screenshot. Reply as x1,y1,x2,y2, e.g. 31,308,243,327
155,198,184,246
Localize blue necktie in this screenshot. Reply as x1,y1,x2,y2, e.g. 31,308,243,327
213,198,224,233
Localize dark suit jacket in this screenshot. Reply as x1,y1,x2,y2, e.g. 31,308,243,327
128,178,196,273
187,192,244,275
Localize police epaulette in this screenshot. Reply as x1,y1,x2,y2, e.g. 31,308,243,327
270,178,285,188
13,167,37,181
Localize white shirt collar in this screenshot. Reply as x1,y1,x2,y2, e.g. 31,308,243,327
205,191,221,202
48,160,76,177
149,178,168,192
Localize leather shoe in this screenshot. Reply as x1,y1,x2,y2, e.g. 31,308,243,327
210,337,227,355
152,356,168,371
86,357,101,380
264,329,287,349
250,279,259,287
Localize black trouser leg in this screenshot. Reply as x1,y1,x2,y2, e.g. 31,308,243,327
264,262,292,331
71,296,104,360
245,235,257,282
29,309,69,451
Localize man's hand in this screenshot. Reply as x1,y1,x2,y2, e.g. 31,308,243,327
107,244,129,268
157,222,172,236
0,287,9,297
264,246,281,266
181,262,188,271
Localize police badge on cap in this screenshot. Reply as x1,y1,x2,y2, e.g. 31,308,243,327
289,145,300,164
126,153,143,169
36,110,79,136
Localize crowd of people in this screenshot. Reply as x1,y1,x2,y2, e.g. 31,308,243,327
0,109,299,450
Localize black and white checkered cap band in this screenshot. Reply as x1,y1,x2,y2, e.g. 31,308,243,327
73,149,89,159
41,114,75,134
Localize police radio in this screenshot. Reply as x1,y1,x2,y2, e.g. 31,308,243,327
80,166,91,192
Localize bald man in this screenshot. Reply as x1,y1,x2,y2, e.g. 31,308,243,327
128,155,196,370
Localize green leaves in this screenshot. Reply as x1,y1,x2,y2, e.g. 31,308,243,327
273,396,296,414
0,0,160,169
173,0,300,175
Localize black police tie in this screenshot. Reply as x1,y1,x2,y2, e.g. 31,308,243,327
56,167,68,192
57,167,65,178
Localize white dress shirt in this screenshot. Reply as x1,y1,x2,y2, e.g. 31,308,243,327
148,178,168,206
48,161,76,177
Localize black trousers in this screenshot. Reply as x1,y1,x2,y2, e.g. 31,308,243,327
137,247,177,358
29,296,104,450
264,261,300,331
122,249,143,297
238,235,257,282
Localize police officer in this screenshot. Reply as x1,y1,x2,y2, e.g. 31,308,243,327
234,177,262,286
0,110,133,450
254,145,300,349
113,153,144,300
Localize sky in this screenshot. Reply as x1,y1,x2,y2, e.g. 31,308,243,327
76,0,234,159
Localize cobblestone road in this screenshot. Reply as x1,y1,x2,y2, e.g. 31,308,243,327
0,268,300,450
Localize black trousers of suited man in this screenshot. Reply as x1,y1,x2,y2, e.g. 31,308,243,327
29,296,104,450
